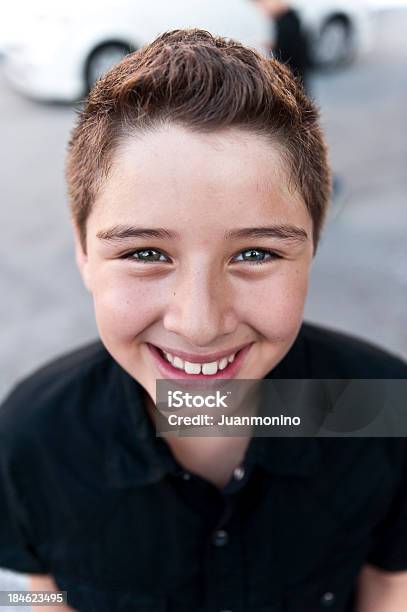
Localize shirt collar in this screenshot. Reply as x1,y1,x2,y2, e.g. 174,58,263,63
105,362,178,489
105,325,320,489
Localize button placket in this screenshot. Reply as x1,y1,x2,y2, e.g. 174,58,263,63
321,591,335,607
224,463,251,496
212,529,229,547
207,493,244,612
233,466,245,481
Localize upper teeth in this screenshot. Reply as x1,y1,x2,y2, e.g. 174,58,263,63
163,350,237,375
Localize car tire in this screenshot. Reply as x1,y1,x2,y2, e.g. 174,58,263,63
313,16,355,69
85,42,133,92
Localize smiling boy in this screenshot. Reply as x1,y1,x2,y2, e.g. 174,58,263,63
1,29,407,612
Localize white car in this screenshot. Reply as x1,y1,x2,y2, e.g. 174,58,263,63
2,0,268,102
366,0,407,8
292,0,373,68
295,0,407,68
3,0,399,101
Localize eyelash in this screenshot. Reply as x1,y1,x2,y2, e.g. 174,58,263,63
120,248,282,267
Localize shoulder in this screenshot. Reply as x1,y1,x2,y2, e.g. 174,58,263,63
299,322,407,378
0,342,116,575
0,340,115,441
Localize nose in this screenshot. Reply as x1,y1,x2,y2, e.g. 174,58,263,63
162,267,239,347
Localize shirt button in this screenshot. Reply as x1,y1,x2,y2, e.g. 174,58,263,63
321,592,335,606
212,529,229,547
233,466,245,480
182,472,191,480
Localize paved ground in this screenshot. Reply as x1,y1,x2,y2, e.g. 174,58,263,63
0,8,406,601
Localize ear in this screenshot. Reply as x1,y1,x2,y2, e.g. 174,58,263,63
72,223,92,292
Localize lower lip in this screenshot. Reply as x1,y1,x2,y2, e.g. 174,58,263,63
147,342,253,385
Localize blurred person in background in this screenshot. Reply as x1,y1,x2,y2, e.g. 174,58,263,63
251,0,312,95
252,0,345,199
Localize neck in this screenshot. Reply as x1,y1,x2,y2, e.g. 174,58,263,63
142,389,252,489
164,434,252,489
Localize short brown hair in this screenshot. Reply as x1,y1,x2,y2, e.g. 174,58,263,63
66,28,331,252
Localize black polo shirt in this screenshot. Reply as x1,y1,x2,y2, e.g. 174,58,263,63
1,322,407,612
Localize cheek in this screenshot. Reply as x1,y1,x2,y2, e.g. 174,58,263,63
89,260,310,346
90,273,163,344
240,265,309,342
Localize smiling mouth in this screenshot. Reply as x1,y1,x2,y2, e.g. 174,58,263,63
147,342,253,381
157,346,241,375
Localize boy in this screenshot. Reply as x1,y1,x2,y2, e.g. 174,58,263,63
1,29,407,612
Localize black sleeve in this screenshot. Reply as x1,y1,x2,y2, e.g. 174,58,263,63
0,431,48,574
366,440,407,571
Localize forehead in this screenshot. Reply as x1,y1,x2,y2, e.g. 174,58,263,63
90,125,311,232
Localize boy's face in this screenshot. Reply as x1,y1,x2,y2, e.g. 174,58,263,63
75,125,314,403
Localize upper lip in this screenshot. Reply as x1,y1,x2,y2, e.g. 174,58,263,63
149,342,253,364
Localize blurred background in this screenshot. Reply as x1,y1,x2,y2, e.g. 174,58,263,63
0,0,406,603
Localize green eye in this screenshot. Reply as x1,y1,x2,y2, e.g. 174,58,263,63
234,249,280,266
125,249,168,263
121,247,280,266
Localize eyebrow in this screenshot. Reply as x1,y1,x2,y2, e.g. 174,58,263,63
96,225,309,243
